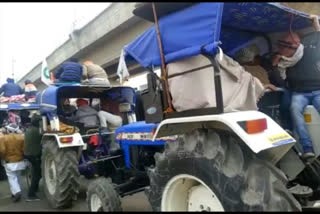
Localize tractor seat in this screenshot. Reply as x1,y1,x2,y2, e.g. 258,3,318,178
258,89,283,108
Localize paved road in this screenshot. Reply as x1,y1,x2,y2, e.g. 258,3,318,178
0,174,152,211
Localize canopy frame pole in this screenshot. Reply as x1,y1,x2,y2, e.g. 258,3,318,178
152,2,174,113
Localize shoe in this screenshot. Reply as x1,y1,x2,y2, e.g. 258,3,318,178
12,192,21,203
25,195,40,202
302,152,315,160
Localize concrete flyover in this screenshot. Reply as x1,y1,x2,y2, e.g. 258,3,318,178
17,2,153,91
17,2,319,91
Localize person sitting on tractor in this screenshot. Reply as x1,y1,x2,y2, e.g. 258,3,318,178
73,98,99,128
234,44,294,129
98,97,123,133
273,15,320,159
54,58,83,83
24,79,38,102
60,98,77,117
0,124,25,203
82,60,111,86
0,78,23,97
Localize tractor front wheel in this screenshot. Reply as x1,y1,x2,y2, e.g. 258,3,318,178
86,177,122,212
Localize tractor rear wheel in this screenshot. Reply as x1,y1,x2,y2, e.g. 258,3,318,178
86,177,122,212
41,139,80,208
147,129,301,211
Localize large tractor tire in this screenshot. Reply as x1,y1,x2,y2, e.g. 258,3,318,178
41,139,80,208
86,177,122,212
146,129,301,211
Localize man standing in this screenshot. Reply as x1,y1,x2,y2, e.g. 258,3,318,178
274,15,320,159
0,124,25,202
24,115,42,201
0,78,23,97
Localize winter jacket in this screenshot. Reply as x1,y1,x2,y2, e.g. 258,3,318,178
0,134,25,163
82,64,109,80
0,78,23,97
24,83,38,100
287,31,320,92
24,126,42,156
74,105,99,127
54,61,83,82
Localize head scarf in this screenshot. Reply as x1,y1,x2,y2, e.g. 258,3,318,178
277,43,304,80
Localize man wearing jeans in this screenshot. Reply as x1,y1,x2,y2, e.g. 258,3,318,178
276,15,320,159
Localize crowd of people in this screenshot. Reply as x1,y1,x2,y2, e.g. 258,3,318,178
0,114,42,202
0,9,320,205
0,78,38,103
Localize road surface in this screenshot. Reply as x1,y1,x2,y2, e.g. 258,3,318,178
0,173,152,211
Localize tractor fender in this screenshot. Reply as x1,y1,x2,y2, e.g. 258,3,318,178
42,133,85,149
153,110,296,164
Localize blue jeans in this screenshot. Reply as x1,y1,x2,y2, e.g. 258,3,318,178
290,90,320,153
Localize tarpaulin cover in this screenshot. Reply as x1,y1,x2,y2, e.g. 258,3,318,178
124,2,316,68
125,3,223,68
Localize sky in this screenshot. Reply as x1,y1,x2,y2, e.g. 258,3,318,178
0,2,111,85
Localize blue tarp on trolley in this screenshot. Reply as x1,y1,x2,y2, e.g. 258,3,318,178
124,2,316,68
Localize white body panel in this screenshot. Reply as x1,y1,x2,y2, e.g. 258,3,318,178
42,133,85,148
153,111,296,157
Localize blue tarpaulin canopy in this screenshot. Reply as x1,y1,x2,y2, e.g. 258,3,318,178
124,2,315,68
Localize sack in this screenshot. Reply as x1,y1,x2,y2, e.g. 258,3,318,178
167,54,264,112
48,122,79,134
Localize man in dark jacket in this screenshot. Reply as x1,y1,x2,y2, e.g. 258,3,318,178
24,114,42,201
54,58,83,83
0,78,23,97
273,15,320,159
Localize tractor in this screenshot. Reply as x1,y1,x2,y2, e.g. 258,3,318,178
39,2,320,212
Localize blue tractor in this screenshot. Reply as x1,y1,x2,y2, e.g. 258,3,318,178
40,2,320,212
38,84,169,209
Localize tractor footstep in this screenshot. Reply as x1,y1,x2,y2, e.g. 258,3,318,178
289,184,313,197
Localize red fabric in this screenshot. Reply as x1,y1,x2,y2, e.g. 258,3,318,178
89,135,99,146
76,99,88,107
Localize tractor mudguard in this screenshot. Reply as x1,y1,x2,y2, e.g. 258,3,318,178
153,110,296,164
42,133,85,149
